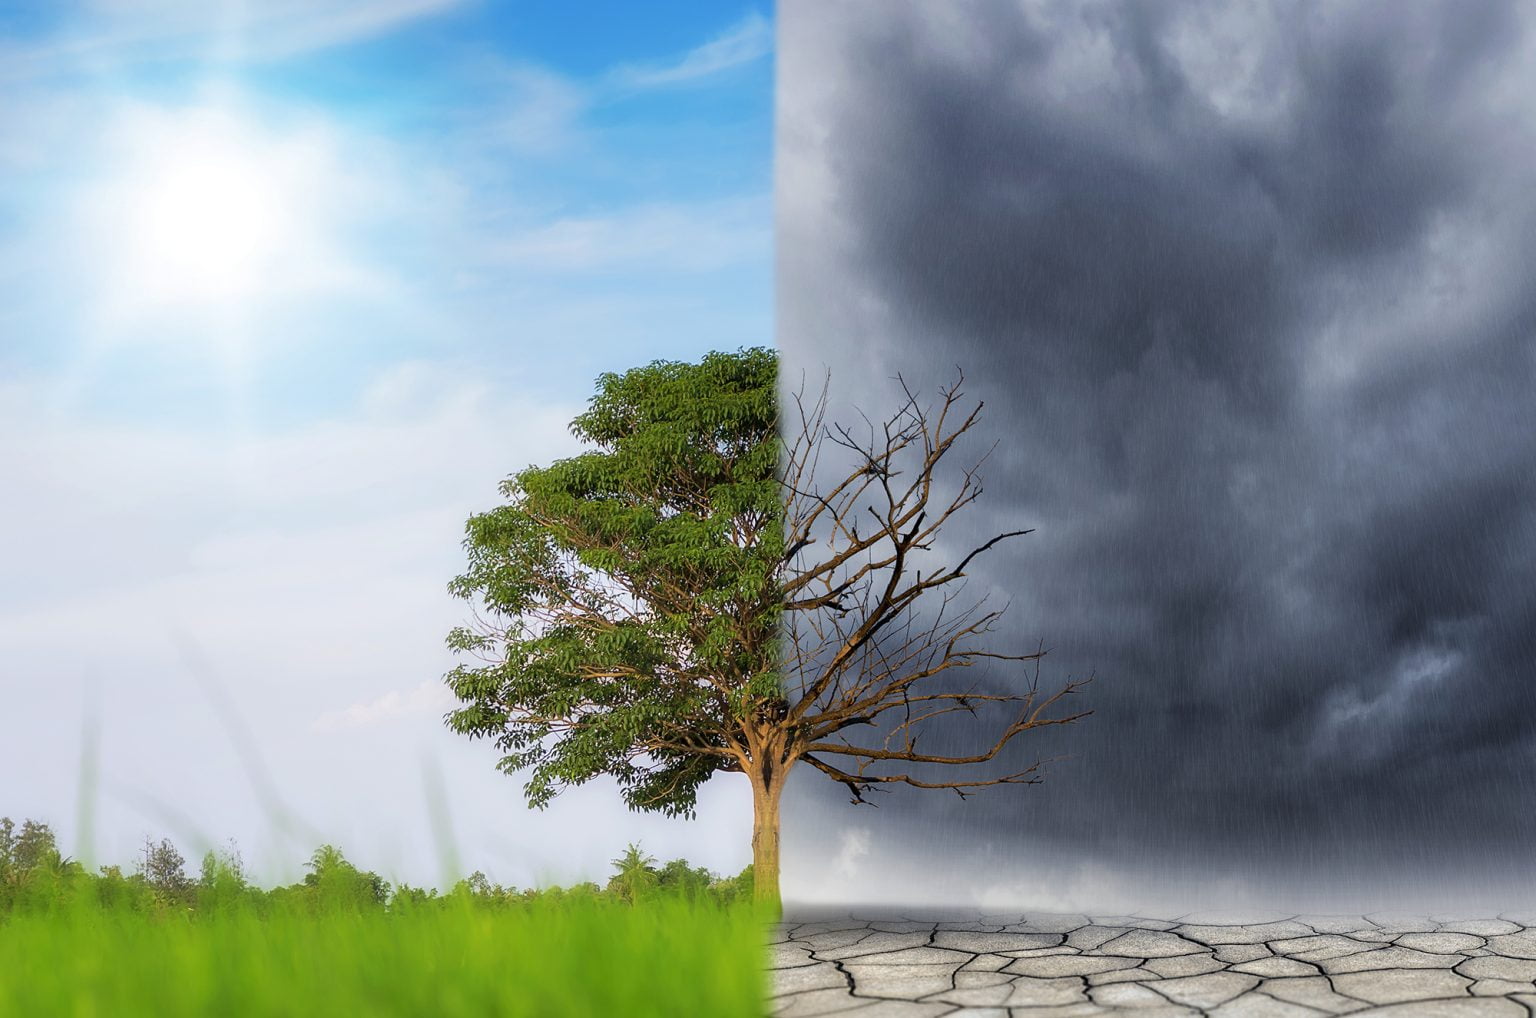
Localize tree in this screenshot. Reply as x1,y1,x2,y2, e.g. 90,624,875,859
657,857,713,899
198,839,246,889
606,842,658,903
303,845,388,910
0,818,74,900
198,840,248,912
444,348,1089,910
140,836,192,902
9,818,60,873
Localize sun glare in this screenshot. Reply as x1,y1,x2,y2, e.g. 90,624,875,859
130,142,288,303
84,102,346,328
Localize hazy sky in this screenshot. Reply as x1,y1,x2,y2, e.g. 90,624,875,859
778,0,1536,913
0,1,770,889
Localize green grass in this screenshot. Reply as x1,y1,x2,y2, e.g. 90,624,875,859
0,895,771,1017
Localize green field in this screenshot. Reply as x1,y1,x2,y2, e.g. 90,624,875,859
0,895,770,1017
0,819,771,1017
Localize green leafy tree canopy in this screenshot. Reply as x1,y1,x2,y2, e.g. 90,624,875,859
445,347,782,819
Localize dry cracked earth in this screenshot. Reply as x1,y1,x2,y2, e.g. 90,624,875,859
769,910,1536,1017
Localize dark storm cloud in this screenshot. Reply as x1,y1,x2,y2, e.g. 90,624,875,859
778,0,1536,903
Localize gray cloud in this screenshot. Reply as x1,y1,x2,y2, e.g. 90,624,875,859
778,0,1536,910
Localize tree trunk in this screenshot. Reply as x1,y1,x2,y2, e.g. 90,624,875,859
750,762,786,916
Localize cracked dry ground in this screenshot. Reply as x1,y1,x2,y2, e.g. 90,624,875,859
769,910,1536,1017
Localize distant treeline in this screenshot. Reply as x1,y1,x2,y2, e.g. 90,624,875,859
0,816,755,916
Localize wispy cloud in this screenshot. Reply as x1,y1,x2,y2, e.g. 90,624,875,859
220,0,464,60
467,12,773,155
833,827,870,880
472,61,592,155
482,196,770,272
0,0,464,79
313,680,456,733
609,11,771,89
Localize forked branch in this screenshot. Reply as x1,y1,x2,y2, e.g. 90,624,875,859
776,369,1092,798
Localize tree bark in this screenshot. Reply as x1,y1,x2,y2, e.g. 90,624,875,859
749,762,786,916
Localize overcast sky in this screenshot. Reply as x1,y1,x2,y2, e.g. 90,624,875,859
778,0,1536,914
0,0,769,889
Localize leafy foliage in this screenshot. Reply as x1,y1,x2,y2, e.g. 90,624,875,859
197,840,249,914
444,347,784,819
0,816,753,918
0,819,84,913
140,836,193,903
606,842,657,903
302,844,389,912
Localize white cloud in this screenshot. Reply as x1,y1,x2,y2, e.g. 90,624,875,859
833,826,870,879
474,62,592,155
483,196,770,272
0,372,584,681
453,12,772,159
1,0,464,79
610,11,772,89
218,0,463,60
313,680,455,733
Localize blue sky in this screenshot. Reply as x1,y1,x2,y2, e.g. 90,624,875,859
0,0,771,889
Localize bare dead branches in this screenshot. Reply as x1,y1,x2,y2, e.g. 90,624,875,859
775,368,1091,801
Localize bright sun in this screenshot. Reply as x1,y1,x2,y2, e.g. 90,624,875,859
129,143,288,304
86,103,337,325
